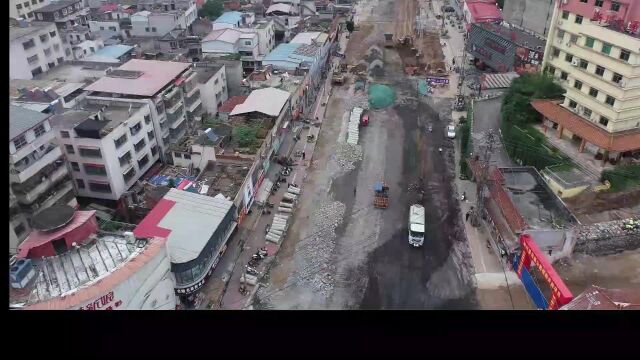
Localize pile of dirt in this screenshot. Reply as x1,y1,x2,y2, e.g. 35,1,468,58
368,59,384,77
368,83,396,109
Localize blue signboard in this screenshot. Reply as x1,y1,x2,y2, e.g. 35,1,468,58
513,256,548,309
427,77,450,84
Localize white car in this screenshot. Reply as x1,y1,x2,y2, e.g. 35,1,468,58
446,124,456,139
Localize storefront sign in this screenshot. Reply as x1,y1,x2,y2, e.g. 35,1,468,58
79,291,122,310
243,177,255,214
427,77,450,84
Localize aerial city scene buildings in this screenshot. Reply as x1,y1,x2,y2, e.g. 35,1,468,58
9,0,639,310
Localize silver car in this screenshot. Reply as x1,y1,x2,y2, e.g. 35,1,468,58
446,124,456,139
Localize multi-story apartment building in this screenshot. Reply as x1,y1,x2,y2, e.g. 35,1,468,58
50,99,161,201
10,0,51,21
33,0,104,60
9,105,77,254
193,65,228,116
129,0,197,37
202,12,276,74
536,0,640,164
10,20,67,80
83,59,201,162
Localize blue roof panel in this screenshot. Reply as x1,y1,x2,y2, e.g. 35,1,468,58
214,11,243,25
93,45,134,59
263,43,316,63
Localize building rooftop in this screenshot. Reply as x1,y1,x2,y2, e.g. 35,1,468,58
466,0,503,23
9,21,55,42
90,44,134,60
84,59,191,97
37,0,82,13
193,65,225,83
230,87,290,116
263,42,317,64
49,101,146,138
133,188,235,264
543,165,594,188
11,80,86,103
214,11,244,25
218,95,248,113
500,167,577,230
290,31,329,45
560,285,640,310
35,63,110,83
474,22,545,50
199,159,253,199
9,105,51,141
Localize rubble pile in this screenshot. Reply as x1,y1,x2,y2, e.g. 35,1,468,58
291,201,346,297
577,218,640,241
334,143,363,172
574,218,640,256
347,91,369,110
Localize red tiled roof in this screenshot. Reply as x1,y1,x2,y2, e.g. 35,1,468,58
532,100,640,152
560,285,640,310
466,0,503,23
219,95,248,113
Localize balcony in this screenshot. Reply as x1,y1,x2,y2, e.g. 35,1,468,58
10,145,62,184
166,98,184,115
33,181,75,214
14,166,70,205
185,93,202,112
167,106,185,125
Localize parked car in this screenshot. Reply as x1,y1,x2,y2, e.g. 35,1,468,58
446,124,456,139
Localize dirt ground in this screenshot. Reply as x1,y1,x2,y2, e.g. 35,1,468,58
563,188,640,224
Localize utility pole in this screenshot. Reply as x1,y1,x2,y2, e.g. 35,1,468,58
471,130,495,227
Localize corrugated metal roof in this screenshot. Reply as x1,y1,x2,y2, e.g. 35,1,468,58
9,105,51,140
214,11,243,25
91,44,134,60
230,87,290,116
481,72,519,89
134,189,234,264
290,32,323,45
263,42,316,64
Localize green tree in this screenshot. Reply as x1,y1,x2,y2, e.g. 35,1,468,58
346,20,355,33
233,125,258,147
199,0,224,20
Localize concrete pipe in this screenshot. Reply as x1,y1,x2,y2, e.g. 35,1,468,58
278,207,293,213
283,193,297,200
287,187,301,195
272,223,287,231
266,234,281,244
279,202,294,208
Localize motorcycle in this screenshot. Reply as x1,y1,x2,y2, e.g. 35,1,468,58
239,285,248,295
245,266,259,276
262,208,271,215
248,259,259,268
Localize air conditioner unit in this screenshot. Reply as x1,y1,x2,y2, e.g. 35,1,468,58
571,59,579,66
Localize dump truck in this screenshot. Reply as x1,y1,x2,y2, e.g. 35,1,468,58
332,70,345,85
408,204,425,247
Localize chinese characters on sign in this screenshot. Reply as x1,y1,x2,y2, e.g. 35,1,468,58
427,77,450,84
79,291,123,310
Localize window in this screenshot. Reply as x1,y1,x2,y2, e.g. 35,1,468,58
599,116,609,127
595,65,605,77
71,162,80,171
100,26,105,30
76,179,85,189
61,130,70,138
138,154,150,168
574,80,583,90
31,66,43,77
612,73,623,84
174,152,182,158
134,138,146,152
611,1,620,11
244,40,251,45
152,27,157,32
57,57,64,64
16,4,22,10
34,124,46,137
78,148,101,158
40,34,49,43
570,34,578,44
545,65,555,75
147,131,155,140
560,71,568,80
27,11,34,18
582,108,592,118
595,0,604,7
214,78,219,85
114,134,128,148
65,144,75,154
558,29,566,39
585,36,595,48
44,47,52,56
601,43,612,55
27,54,39,64
551,47,560,58
605,95,615,106
65,48,71,56
562,11,569,20
575,15,583,24
22,39,35,50
145,27,150,32
144,114,151,125
568,100,578,109
37,13,43,20
184,154,191,160
579,0,587,3
130,122,142,136
579,59,588,69
90,47,95,53
589,87,599,98
151,145,158,156
83,164,107,176
619,49,630,62
123,167,136,183
31,0,37,4
565,54,573,63
53,44,60,52
89,182,112,193
62,8,67,15
13,135,27,151
119,151,132,167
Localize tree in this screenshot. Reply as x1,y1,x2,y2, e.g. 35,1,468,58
233,125,258,147
199,0,224,20
346,20,355,33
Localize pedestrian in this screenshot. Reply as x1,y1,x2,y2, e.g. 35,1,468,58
354,187,357,196
465,212,470,222
302,152,306,160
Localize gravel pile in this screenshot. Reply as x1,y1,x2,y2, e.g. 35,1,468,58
290,201,346,297
334,143,363,172
577,218,640,241
347,92,370,110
